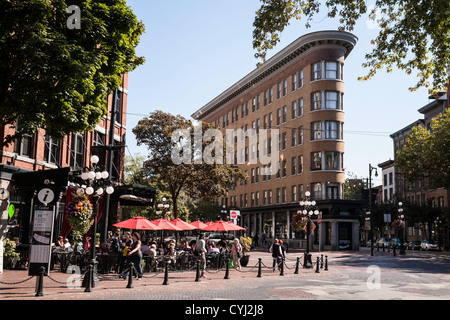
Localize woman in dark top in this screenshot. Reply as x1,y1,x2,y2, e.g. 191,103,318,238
123,232,143,280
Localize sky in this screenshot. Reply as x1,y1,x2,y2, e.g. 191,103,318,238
123,0,432,187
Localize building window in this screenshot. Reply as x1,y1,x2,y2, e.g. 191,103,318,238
326,184,339,199
325,62,338,79
277,108,281,125
298,98,304,116
70,133,85,169
311,152,322,171
292,100,297,119
292,74,297,91
282,105,287,123
298,155,303,174
269,87,273,104
44,135,60,165
299,69,304,87
277,82,282,99
264,91,268,106
312,91,322,110
324,121,339,139
281,132,287,150
291,157,297,175
311,122,322,140
312,62,322,80
325,91,339,109
325,151,339,170
13,122,34,158
283,79,287,96
282,187,287,203
291,185,297,202
298,126,303,145
291,128,297,146
312,183,322,199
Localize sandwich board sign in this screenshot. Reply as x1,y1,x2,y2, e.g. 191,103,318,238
28,205,55,276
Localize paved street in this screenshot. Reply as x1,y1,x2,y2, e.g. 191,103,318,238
1,247,450,302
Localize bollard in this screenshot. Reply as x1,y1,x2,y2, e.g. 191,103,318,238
126,262,134,288
35,266,45,297
224,257,230,279
84,264,92,292
320,254,324,269
315,257,320,273
257,258,262,278
195,259,201,282
324,255,328,271
294,257,300,274
163,259,169,285
279,258,284,276
393,246,396,257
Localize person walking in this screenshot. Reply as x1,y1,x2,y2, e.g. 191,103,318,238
194,234,207,278
269,238,283,272
231,238,243,270
123,232,143,280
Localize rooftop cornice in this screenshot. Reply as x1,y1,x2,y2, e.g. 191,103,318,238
192,30,358,120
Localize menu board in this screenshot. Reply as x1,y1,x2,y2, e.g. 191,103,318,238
28,206,55,276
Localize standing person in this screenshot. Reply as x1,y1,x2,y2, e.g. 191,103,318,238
231,238,243,270
194,234,207,278
119,232,133,275
269,238,283,272
260,232,266,247
123,232,143,280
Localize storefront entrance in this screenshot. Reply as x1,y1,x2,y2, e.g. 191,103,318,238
338,222,353,250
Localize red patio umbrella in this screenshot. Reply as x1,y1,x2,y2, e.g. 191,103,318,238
112,216,162,231
150,218,183,231
202,220,246,232
170,218,197,230
225,221,246,231
189,220,208,230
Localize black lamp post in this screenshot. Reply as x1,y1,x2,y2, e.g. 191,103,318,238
298,190,319,268
79,155,115,287
368,164,378,256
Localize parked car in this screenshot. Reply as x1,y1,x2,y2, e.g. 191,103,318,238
376,238,389,248
407,241,421,250
206,233,235,246
420,239,440,251
390,238,401,248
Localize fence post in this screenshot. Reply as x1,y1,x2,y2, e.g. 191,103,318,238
126,262,134,288
224,257,230,279
320,254,324,269
163,258,169,285
84,264,92,292
324,255,328,271
279,258,284,276
294,257,300,274
35,266,45,297
257,258,262,278
195,259,201,282
315,257,320,273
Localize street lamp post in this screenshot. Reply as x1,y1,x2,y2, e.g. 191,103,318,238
298,191,319,268
398,202,406,255
368,164,378,256
79,155,114,287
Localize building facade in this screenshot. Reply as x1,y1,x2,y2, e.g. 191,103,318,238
0,75,131,272
192,31,363,251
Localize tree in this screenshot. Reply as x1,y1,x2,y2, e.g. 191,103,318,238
132,110,247,219
396,108,450,191
252,0,450,93
0,0,145,146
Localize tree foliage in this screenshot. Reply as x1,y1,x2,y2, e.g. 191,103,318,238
132,110,247,219
252,0,450,93
396,108,450,190
0,0,145,146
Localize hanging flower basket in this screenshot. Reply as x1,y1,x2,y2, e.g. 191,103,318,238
391,219,404,230
66,194,94,239
291,211,308,232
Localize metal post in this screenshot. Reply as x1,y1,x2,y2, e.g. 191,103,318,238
315,256,320,273
163,258,169,285
279,257,284,276
320,254,324,268
195,259,201,282
257,258,262,278
84,264,92,292
294,257,300,274
224,257,230,279
35,266,45,297
126,262,134,288
324,255,328,271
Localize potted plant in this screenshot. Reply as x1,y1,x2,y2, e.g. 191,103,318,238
239,236,252,267
3,238,20,270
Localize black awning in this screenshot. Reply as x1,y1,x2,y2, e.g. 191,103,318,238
112,184,157,207
12,167,71,191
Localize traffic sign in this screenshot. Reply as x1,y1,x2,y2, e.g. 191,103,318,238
230,210,240,219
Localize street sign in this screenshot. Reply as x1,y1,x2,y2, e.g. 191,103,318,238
230,210,240,219
37,188,54,205
383,214,391,223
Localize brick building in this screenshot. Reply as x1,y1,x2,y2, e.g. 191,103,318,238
0,74,156,272
192,31,364,251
